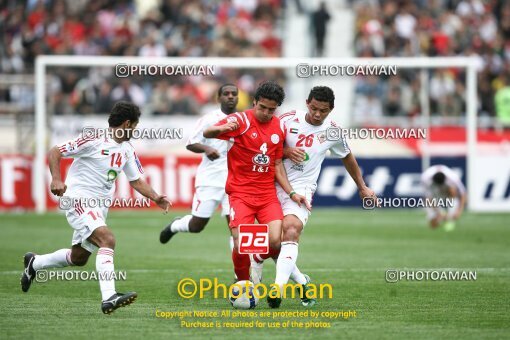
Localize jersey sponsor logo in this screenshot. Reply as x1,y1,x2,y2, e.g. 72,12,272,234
271,134,280,144
252,153,270,165
290,163,304,172
107,169,118,182
290,151,309,172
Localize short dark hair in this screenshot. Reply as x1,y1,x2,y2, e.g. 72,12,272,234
307,86,335,109
254,81,285,106
432,172,446,185
108,101,141,127
217,83,237,97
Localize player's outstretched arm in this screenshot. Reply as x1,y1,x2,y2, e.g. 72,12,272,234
48,146,67,196
275,159,311,211
186,143,220,160
129,178,172,213
203,121,239,138
341,153,378,203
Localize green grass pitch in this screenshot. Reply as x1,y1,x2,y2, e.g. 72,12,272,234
0,209,509,339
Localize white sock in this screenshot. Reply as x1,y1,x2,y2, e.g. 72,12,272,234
290,264,307,285
275,242,299,287
170,215,192,233
32,249,73,270
229,236,234,252
96,248,116,301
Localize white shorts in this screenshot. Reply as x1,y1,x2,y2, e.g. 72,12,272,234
276,185,313,227
426,197,459,221
66,205,108,253
191,186,230,218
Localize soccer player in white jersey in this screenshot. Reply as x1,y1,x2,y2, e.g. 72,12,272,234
159,84,238,246
421,165,466,231
20,102,171,314
251,86,377,307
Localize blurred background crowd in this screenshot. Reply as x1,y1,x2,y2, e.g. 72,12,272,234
0,0,284,115
353,0,510,122
1,0,509,123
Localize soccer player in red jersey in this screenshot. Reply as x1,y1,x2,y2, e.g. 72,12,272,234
203,81,310,306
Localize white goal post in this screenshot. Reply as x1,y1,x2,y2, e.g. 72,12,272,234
34,56,479,213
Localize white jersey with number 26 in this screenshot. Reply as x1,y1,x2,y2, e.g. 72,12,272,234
278,110,351,192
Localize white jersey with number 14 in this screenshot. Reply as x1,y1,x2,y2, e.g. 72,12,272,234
58,134,144,199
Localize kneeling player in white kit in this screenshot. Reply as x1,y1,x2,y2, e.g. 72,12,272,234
421,165,466,231
21,102,171,314
251,86,377,307
159,84,238,247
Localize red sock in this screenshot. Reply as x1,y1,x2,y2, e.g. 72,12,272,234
232,250,250,280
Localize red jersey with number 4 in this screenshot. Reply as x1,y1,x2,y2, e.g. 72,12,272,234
215,109,285,198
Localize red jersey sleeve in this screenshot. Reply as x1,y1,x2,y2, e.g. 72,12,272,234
214,112,250,140
275,140,283,160
275,124,285,160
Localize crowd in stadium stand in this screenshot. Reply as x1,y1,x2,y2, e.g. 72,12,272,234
3,0,510,122
353,0,510,122
0,0,283,114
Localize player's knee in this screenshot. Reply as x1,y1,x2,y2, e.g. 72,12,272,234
98,232,116,249
282,226,301,242
71,252,89,266
231,234,239,252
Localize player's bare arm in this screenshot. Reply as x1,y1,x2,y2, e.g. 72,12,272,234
129,178,171,213
203,121,239,138
48,146,67,196
341,153,378,202
187,143,220,160
283,146,306,163
275,159,311,210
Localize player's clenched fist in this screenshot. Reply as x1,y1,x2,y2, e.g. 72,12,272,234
358,186,380,207
203,120,239,138
205,147,220,161
284,147,306,163
220,121,239,133
50,179,67,196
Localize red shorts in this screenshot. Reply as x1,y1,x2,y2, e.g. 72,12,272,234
228,195,283,228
